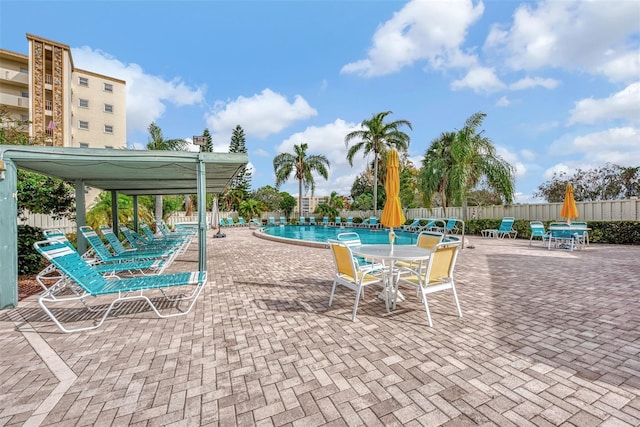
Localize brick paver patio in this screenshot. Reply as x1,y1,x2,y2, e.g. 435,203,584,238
1,227,639,426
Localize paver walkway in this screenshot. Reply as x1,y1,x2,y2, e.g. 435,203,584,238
1,227,639,426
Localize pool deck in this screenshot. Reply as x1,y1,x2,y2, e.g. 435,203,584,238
1,227,639,426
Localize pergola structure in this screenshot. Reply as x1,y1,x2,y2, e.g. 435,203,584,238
0,145,248,309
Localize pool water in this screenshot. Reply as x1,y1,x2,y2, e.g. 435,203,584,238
260,225,419,245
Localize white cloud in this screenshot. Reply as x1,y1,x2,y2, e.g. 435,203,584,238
496,96,510,107
451,66,505,93
572,126,640,165
496,146,526,178
484,1,640,83
568,82,640,125
206,89,317,146
520,149,536,161
341,0,484,77
71,46,205,135
509,76,559,90
274,119,362,196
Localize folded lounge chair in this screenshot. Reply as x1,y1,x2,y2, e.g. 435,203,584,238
34,239,207,333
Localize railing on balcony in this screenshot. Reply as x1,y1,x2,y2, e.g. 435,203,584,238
45,74,52,84
45,99,53,111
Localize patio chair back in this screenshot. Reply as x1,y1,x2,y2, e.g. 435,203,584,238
396,242,462,326
309,217,316,225
328,241,387,321
416,231,444,250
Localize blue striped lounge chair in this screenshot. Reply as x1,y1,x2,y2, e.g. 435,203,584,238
279,216,287,225
100,226,181,259
322,216,329,225
80,226,179,267
309,217,316,225
401,218,421,232
268,217,276,225
34,239,207,333
482,217,516,239
299,216,306,225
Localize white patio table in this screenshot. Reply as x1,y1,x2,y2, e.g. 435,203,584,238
351,244,432,307
548,224,591,251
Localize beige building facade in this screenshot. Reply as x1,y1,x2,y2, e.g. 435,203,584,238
0,34,126,149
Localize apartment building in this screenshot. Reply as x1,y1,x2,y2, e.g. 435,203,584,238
298,195,329,215
0,34,126,149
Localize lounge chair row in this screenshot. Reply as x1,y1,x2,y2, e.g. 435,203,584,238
33,223,204,333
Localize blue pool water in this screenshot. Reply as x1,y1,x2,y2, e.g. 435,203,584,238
260,225,419,245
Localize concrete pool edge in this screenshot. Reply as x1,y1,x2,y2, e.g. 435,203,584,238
253,227,328,249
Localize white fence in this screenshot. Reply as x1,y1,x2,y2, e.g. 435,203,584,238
18,199,640,232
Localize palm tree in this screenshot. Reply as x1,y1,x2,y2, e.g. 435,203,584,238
87,192,154,231
345,111,412,215
146,122,188,222
420,112,514,217
274,143,330,217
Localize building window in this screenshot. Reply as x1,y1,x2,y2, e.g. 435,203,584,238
21,115,28,121
21,91,29,98
103,83,113,92
20,67,28,74
79,142,89,148
104,125,113,133
79,99,89,108
78,77,89,86
105,145,113,149
104,104,113,113
79,121,89,130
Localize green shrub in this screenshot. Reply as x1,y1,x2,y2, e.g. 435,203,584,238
17,225,45,275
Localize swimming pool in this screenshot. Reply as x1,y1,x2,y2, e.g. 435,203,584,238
256,225,420,247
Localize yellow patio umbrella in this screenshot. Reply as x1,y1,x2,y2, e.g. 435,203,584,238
380,145,406,250
560,184,579,224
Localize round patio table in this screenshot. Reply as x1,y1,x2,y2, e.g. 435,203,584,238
351,244,432,308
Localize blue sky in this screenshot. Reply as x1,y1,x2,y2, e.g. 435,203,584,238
1,0,639,203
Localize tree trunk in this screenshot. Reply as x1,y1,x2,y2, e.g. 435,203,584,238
184,194,193,216
155,195,163,225
373,153,378,216
298,179,303,217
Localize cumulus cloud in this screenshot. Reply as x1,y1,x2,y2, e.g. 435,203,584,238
484,1,640,83
509,76,559,90
71,46,205,135
205,89,317,146
341,0,484,77
274,119,362,196
450,66,505,93
496,146,527,178
568,82,640,125
496,96,510,107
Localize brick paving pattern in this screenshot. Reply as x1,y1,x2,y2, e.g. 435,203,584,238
1,227,639,426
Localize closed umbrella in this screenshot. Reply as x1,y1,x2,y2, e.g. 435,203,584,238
212,196,225,238
380,144,406,250
560,184,579,224
379,144,406,303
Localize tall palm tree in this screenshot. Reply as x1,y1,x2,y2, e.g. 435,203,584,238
420,112,514,217
273,143,330,216
345,111,412,215
146,122,188,222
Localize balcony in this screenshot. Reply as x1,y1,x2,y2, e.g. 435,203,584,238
0,67,29,87
0,93,29,110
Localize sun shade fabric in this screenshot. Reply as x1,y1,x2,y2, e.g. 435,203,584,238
560,184,579,222
380,147,406,228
